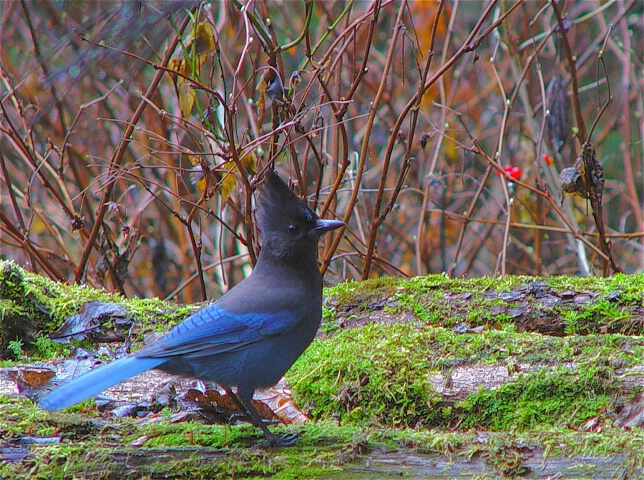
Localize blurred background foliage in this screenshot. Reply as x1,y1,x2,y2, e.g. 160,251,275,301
1,0,642,303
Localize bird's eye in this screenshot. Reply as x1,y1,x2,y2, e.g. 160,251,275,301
288,224,299,235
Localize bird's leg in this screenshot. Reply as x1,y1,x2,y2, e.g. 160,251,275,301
228,388,300,448
222,388,255,424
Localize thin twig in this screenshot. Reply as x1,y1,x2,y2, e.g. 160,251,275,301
74,12,194,284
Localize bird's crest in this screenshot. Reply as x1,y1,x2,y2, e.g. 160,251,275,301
257,170,316,235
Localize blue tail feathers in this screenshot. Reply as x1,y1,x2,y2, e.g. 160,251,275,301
40,356,165,411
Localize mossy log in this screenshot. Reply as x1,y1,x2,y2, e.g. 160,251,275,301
1,261,643,479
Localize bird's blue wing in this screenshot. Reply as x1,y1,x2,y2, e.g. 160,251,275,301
137,304,299,359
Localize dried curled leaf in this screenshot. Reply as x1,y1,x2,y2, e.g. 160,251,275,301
49,301,129,344
254,384,310,425
560,166,585,197
615,391,644,429
168,21,216,118
2,366,56,388
560,143,604,206
546,75,570,153
186,151,218,198
179,379,308,426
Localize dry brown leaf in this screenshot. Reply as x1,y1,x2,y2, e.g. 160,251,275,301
179,378,308,426
254,381,310,425
2,366,56,388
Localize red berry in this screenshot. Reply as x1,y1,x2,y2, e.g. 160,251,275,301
509,166,522,180
497,165,521,180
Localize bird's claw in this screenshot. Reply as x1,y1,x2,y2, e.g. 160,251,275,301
254,431,302,449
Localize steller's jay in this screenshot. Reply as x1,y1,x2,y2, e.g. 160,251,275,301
40,170,344,447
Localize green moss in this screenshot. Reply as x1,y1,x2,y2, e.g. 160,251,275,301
457,368,612,430
1,393,642,478
32,335,71,359
324,272,644,335
2,262,643,476
3,260,643,360
0,260,199,357
290,323,444,427
390,290,434,321
0,262,28,302
289,323,644,429
0,396,58,437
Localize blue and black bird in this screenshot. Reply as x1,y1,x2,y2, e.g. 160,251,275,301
40,170,344,446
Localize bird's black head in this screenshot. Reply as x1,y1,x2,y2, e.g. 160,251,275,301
257,170,344,260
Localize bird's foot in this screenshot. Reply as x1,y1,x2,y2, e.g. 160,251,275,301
254,431,302,449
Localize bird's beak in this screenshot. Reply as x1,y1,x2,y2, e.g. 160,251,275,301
313,218,345,236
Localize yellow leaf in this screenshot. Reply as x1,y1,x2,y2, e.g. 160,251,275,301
219,150,259,205
178,79,196,118
196,176,207,192
409,0,450,54
443,137,460,163
168,21,215,119
241,150,258,176
219,167,237,205
193,22,215,56
29,214,48,234
256,70,270,123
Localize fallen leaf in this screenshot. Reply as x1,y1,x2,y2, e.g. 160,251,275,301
130,435,149,447
49,301,129,344
1,366,56,388
254,382,310,425
615,392,644,429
